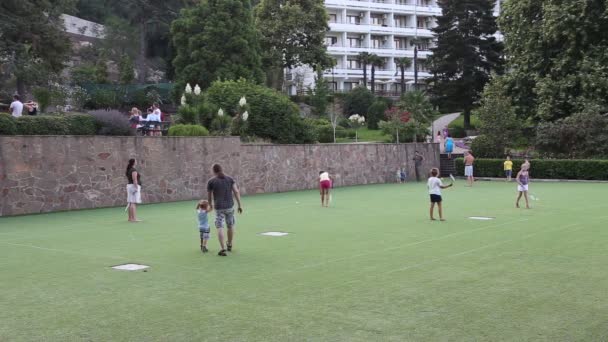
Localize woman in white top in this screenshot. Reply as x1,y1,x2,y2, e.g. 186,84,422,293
319,171,332,207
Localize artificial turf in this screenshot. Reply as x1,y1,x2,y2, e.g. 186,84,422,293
0,181,607,341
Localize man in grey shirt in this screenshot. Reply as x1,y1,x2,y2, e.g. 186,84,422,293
413,151,425,182
207,163,243,256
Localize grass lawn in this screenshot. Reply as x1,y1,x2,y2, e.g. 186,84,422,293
1,181,607,341
336,127,390,143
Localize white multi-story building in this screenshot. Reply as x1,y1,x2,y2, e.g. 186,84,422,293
286,0,442,96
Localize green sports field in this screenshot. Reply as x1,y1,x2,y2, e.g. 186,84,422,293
1,181,607,341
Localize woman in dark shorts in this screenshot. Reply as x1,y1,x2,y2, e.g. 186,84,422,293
126,158,142,222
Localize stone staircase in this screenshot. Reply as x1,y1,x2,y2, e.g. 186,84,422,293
440,153,463,176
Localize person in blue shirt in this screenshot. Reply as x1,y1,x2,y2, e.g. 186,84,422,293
444,134,454,159
196,200,212,253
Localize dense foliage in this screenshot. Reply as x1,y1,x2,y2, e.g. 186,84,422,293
255,0,330,89
498,0,608,122
168,124,209,136
342,87,374,116
172,0,265,93
0,0,74,95
206,80,315,143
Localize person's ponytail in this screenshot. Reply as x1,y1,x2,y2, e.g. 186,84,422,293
126,158,135,174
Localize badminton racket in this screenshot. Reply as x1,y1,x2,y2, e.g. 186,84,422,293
449,174,456,185
124,203,130,212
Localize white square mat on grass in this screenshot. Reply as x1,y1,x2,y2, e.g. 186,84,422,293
111,263,149,271
260,232,289,237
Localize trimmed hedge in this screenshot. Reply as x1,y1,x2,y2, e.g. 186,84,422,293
0,114,97,136
455,158,608,180
15,116,70,135
168,124,209,136
0,113,17,135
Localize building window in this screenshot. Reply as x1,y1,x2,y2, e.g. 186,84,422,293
347,37,362,48
394,16,406,28
346,15,361,25
328,82,338,91
329,14,338,23
395,38,408,50
324,36,338,46
347,59,361,69
370,14,384,26
344,82,358,91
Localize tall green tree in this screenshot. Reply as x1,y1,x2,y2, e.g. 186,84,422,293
0,0,74,95
255,0,331,90
498,0,608,122
171,0,265,93
311,69,330,116
356,52,373,88
429,0,503,129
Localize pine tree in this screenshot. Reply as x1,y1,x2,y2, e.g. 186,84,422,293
171,0,265,92
429,0,503,129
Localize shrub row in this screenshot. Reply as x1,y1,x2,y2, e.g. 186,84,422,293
455,158,608,180
168,124,209,136
0,113,97,136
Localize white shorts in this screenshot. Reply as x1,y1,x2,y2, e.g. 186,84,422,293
518,184,529,192
127,184,142,204
465,165,474,177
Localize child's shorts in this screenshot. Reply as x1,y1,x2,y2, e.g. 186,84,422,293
505,170,512,177
518,184,529,192
430,194,442,203
199,226,210,239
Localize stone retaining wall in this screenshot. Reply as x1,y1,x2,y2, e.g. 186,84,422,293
0,136,438,216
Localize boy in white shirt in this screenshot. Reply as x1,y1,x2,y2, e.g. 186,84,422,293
9,95,23,118
427,168,453,221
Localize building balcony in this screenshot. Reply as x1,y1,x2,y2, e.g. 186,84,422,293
325,0,442,15
329,23,434,38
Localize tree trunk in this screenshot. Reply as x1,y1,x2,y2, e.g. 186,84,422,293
371,65,376,94
16,77,26,98
463,108,471,130
413,46,418,90
137,19,147,84
362,63,367,87
266,67,284,91
400,65,405,95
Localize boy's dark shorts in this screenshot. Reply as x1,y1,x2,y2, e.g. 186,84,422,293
430,194,442,203
505,170,512,177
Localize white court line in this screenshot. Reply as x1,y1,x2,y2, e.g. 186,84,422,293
0,241,128,261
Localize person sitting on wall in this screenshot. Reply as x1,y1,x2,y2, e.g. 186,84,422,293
24,101,38,115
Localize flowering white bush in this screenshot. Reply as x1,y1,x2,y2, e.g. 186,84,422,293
242,111,249,121
185,83,193,94
348,114,366,125
239,96,247,107
194,84,201,96
218,108,224,117
181,95,187,106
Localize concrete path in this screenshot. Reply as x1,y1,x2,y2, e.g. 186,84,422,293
430,112,460,135
430,113,468,153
